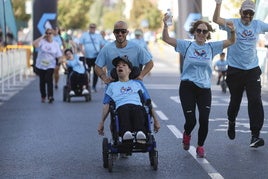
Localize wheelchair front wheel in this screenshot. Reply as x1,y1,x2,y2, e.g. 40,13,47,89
149,149,158,170
102,138,109,168
108,153,113,172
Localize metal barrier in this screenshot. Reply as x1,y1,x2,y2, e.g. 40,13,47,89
0,49,29,94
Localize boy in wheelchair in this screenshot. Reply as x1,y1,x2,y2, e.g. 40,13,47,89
63,48,90,96
97,56,160,147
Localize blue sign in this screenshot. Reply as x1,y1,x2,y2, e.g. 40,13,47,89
184,13,202,31
37,13,56,34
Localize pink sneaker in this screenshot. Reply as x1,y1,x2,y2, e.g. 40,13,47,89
182,132,191,150
196,146,205,158
41,97,46,103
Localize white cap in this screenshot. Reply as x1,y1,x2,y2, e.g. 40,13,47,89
241,0,255,12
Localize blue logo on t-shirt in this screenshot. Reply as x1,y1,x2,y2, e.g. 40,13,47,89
241,30,254,38
194,49,207,58
120,86,133,94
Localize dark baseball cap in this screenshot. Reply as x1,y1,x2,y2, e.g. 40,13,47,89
112,56,133,69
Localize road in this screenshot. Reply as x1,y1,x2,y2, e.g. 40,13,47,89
0,43,267,179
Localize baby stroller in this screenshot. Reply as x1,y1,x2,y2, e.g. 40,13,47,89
102,67,158,172
63,56,91,102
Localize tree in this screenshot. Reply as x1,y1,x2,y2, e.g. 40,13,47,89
101,0,126,30
57,0,94,30
11,0,31,22
11,0,31,29
129,0,162,30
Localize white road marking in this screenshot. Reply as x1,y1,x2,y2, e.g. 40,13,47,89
167,124,224,179
155,110,168,120
170,95,268,106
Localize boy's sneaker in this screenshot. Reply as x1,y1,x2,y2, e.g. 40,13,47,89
196,146,205,158
136,131,146,140
136,131,146,144
82,89,89,95
182,132,191,150
69,90,75,96
250,137,264,148
123,131,133,140
227,121,235,140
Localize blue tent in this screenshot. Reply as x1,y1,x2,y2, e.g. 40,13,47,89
0,0,18,41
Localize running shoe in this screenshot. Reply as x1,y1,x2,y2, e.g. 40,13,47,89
136,131,146,140
182,132,191,150
250,137,264,148
48,97,54,103
123,131,133,140
82,89,89,95
227,121,235,140
196,146,205,158
41,97,46,103
69,90,75,96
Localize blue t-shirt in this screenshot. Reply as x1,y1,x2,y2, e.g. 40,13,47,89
220,19,268,70
66,54,85,74
79,32,104,58
215,60,228,71
95,41,152,76
106,80,144,109
130,38,152,58
176,40,223,88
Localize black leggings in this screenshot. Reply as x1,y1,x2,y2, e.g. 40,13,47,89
37,68,54,99
85,58,98,88
69,71,88,90
179,81,211,146
226,66,264,137
117,104,147,137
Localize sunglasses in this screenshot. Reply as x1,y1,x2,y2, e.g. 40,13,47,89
243,10,255,16
90,26,96,28
46,32,52,35
113,29,128,34
196,29,209,35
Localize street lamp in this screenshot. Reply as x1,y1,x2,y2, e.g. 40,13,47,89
2,0,7,46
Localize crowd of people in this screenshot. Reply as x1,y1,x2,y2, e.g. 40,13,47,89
32,0,267,158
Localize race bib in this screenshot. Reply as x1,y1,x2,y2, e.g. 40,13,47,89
41,59,50,66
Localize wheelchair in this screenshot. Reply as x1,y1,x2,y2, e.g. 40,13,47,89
63,56,91,102
102,66,158,172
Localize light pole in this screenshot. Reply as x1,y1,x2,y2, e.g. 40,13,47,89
2,0,7,46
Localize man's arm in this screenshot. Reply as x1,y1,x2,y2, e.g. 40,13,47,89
213,1,226,26
138,60,153,80
95,65,113,84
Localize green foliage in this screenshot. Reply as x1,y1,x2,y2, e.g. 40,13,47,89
101,0,126,30
58,0,93,30
129,0,162,30
11,0,31,22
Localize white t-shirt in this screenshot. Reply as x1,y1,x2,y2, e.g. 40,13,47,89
35,39,62,70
